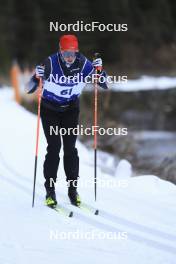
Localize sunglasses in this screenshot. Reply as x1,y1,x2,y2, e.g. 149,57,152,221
61,51,76,58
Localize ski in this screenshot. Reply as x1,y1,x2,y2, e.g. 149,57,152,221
46,202,98,217
77,202,99,215
46,204,73,218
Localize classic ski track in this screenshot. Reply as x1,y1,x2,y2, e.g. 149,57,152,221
1,148,176,219
67,206,176,256
81,203,176,242
1,150,176,216
1,162,176,254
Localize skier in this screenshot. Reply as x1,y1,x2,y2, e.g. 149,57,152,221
27,34,108,207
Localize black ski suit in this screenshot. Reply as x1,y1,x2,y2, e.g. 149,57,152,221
28,52,107,194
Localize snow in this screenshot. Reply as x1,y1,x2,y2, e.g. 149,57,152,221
1,87,176,264
110,75,176,91
114,159,132,178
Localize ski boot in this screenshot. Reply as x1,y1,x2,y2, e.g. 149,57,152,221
45,191,57,208
68,186,81,206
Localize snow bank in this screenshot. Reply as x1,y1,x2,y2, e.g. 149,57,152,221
115,159,132,178
110,76,176,91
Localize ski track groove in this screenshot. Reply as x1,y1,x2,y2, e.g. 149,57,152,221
71,209,176,256
98,209,176,242
1,158,176,255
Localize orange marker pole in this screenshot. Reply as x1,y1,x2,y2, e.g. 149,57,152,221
10,62,21,104
32,78,42,207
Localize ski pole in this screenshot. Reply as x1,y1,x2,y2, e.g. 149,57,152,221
32,77,42,207
93,52,101,202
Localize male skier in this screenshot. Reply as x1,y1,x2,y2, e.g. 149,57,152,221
28,34,107,207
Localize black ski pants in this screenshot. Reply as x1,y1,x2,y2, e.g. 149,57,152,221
40,104,79,193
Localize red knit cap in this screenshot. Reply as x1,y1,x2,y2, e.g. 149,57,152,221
59,35,79,51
